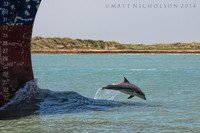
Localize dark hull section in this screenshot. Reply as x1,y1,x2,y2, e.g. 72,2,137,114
0,0,41,107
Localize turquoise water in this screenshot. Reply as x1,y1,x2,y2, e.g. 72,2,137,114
0,54,200,132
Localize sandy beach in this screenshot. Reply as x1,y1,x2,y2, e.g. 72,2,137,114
31,50,200,54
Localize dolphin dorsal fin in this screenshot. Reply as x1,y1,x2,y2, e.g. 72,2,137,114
124,77,129,83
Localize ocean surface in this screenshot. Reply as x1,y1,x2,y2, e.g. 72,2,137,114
0,54,200,133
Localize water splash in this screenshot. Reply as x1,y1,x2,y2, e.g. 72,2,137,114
0,79,39,111
94,88,120,100
0,79,41,119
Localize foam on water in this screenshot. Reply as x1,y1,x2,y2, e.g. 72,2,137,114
0,79,39,111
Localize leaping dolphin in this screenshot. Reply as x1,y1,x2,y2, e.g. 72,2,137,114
102,77,146,100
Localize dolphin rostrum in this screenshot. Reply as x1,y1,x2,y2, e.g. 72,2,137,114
102,77,146,100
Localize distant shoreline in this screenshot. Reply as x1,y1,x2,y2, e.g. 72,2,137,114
31,37,200,53
31,50,200,54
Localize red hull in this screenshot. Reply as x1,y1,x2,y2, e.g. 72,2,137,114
0,25,34,107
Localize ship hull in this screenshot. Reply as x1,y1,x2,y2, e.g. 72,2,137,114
0,0,41,107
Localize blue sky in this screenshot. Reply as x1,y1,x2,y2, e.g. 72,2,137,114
32,0,200,44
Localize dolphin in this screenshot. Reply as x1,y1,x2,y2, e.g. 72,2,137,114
102,77,146,100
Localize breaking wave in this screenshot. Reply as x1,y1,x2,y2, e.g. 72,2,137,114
0,79,126,120
0,79,158,120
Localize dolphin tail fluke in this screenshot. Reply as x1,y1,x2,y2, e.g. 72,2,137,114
128,95,134,99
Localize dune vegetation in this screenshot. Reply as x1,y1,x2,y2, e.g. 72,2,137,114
31,36,200,50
